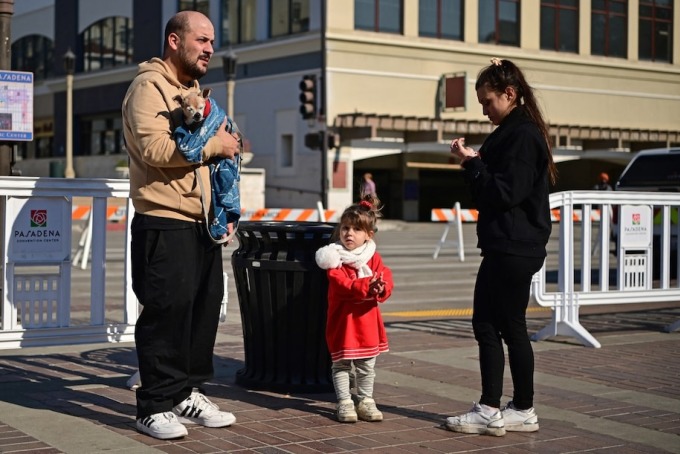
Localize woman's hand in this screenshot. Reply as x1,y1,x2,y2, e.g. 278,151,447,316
450,137,478,163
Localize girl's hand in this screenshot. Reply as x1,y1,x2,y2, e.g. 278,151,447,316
369,273,385,296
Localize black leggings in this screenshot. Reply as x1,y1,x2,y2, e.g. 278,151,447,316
472,253,544,410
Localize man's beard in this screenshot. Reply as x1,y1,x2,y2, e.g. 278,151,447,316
179,47,208,80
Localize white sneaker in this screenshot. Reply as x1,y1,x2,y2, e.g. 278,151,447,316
136,412,188,439
445,402,506,437
502,401,539,432
336,399,358,423
356,397,383,422
172,390,236,428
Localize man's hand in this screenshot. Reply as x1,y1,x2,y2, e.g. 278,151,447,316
215,118,241,160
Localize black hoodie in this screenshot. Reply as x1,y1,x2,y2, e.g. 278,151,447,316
462,106,552,258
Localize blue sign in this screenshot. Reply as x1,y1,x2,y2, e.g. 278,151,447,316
0,70,34,142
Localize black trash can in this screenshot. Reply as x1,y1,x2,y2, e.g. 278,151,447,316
231,221,336,393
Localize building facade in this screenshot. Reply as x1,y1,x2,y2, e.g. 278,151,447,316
10,0,680,220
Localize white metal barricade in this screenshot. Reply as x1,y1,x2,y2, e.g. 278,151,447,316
531,190,680,348
0,176,137,349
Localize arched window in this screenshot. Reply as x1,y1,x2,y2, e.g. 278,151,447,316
82,16,133,72
12,35,54,81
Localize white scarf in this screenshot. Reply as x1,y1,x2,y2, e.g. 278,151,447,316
315,240,376,278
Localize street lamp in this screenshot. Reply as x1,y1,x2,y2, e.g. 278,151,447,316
222,49,237,119
63,48,76,178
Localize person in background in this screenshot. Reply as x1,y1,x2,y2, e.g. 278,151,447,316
361,172,377,197
315,194,394,423
122,10,241,440
446,57,558,436
593,172,613,191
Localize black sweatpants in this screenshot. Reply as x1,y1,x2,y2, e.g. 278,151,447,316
472,253,544,410
130,214,224,419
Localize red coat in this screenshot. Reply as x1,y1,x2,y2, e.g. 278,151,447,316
325,252,393,362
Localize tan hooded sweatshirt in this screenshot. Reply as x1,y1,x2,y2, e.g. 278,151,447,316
122,58,223,222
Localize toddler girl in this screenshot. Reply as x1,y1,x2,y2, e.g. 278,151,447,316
315,194,394,423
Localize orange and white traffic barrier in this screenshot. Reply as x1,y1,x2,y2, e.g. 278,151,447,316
432,208,602,223
72,206,339,223
239,208,339,222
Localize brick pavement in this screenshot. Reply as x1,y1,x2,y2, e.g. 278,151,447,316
0,306,678,453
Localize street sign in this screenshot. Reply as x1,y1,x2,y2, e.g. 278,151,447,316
0,70,34,141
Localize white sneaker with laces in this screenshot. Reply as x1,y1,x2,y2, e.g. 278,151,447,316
445,402,506,437
172,390,236,428
502,401,539,432
136,411,188,439
356,397,383,422
336,399,358,423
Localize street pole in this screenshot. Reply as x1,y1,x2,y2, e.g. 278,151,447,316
0,0,14,177
63,49,75,178
227,79,235,119
320,0,328,209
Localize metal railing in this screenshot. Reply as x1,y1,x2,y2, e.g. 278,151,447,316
0,176,136,349
531,190,680,348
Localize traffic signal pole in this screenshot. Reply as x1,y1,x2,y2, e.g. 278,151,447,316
320,0,328,209
0,0,13,177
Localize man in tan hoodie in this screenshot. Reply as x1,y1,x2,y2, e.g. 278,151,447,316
122,10,240,440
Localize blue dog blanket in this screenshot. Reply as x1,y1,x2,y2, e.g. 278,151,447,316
174,97,241,242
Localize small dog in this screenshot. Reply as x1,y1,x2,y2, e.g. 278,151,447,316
174,87,212,128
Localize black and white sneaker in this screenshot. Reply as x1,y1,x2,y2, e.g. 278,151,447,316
136,412,188,439
172,390,236,428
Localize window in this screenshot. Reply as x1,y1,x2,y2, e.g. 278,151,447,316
179,0,210,16
591,0,627,58
419,0,463,40
11,35,54,81
639,0,673,62
479,0,520,46
81,115,125,156
280,134,294,168
221,0,256,45
540,0,578,52
270,0,310,38
355,0,403,34
82,16,133,72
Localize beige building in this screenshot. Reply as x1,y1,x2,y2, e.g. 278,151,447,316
11,0,680,220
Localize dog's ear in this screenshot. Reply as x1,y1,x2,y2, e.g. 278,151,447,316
202,88,212,99
173,94,184,105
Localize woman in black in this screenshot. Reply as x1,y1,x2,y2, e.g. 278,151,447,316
445,58,558,437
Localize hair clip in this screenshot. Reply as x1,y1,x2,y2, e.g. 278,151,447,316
359,200,372,209
490,57,503,67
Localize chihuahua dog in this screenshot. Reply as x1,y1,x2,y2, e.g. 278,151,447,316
174,87,212,128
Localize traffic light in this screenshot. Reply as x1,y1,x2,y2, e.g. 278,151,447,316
304,131,340,150
299,75,316,120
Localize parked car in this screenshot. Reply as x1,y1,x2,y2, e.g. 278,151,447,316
613,147,680,277
615,147,680,192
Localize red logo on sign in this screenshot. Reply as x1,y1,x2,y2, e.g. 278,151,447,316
30,209,47,227
632,213,640,225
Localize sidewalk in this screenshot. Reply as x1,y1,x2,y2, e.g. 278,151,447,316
0,306,678,453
